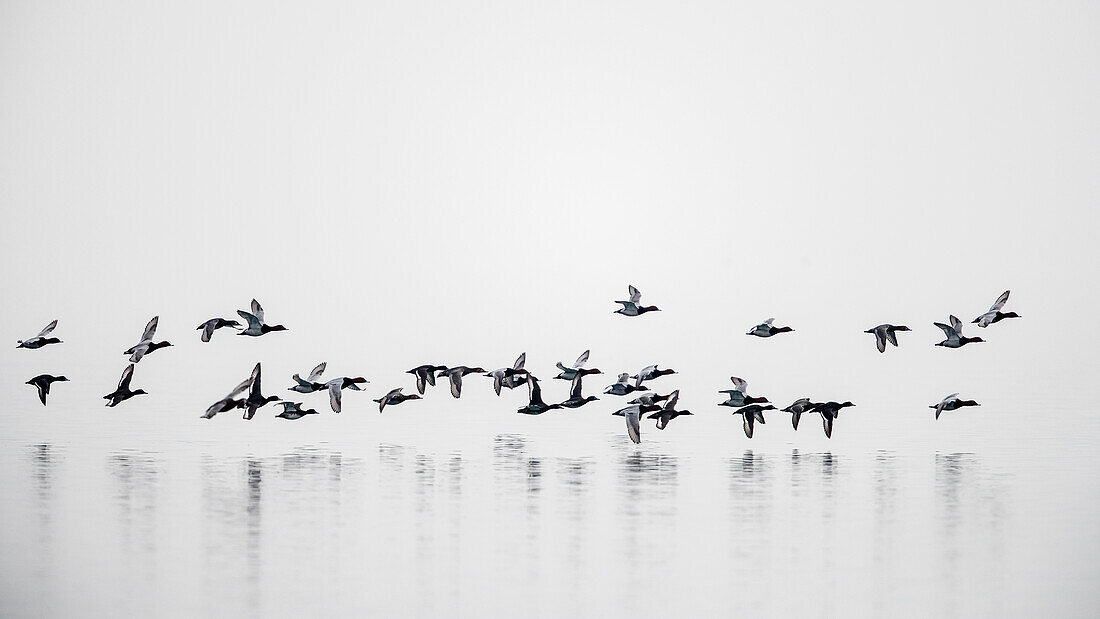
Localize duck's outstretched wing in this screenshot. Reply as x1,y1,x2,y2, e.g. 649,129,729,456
628,285,642,304
450,372,462,398
569,374,584,399
624,407,641,444
933,322,959,339
883,328,898,348
874,329,887,353
990,290,1010,312
573,350,590,368
200,320,217,342
949,315,965,336
34,381,48,405
251,299,265,323
139,316,159,343
729,376,748,392
37,320,58,338
513,352,526,370
328,381,342,412
237,311,263,330
307,362,327,382
118,364,135,391
249,363,262,397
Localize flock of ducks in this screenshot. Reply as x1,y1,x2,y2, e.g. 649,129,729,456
15,288,1019,444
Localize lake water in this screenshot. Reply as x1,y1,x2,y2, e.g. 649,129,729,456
1,372,1096,618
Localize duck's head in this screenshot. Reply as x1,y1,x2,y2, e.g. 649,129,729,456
467,367,486,374
958,399,981,407
1002,312,1021,319
839,401,855,408
746,395,770,404
56,376,69,382
133,389,149,396
964,336,986,344
760,404,777,411
774,326,794,333
406,394,423,401
268,324,288,332
894,325,911,331
583,396,599,403
641,306,660,313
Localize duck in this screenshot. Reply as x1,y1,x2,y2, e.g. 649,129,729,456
275,401,320,420
406,365,448,394
237,299,288,336
613,403,660,444
934,315,985,348
613,285,660,316
103,364,147,407
808,401,855,438
559,373,599,409
26,374,68,406
197,317,242,342
731,404,775,438
865,324,911,353
289,362,327,393
973,290,1020,328
242,363,279,420
604,373,649,396
554,350,600,381
930,393,980,419
202,376,253,419
325,376,369,413
374,388,422,413
517,375,562,415
124,316,173,362
780,398,815,430
485,353,530,396
717,377,770,407
646,390,693,430
17,320,62,349
437,366,486,399
630,365,677,383
746,318,794,338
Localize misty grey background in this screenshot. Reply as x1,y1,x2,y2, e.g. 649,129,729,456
1,1,1098,617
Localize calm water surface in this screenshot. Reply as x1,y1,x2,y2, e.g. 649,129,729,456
1,387,1097,618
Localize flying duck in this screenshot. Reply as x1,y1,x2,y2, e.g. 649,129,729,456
103,364,147,407
731,404,775,438
202,376,253,419
747,318,794,338
486,353,530,396
930,393,980,419
325,376,369,413
973,290,1020,328
934,315,985,348
124,316,173,363
630,365,677,383
242,363,278,420
289,362,327,393
406,365,447,394
559,373,599,408
780,398,815,430
554,350,601,381
809,401,855,438
437,366,486,399
17,320,62,349
374,388,422,413
604,373,649,396
613,285,660,317
613,403,660,444
865,324,911,353
646,390,693,430
275,401,320,420
26,374,68,406
197,318,242,342
517,375,562,415
237,299,288,336
718,377,770,407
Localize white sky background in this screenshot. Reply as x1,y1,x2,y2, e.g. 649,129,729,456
1,1,1097,411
